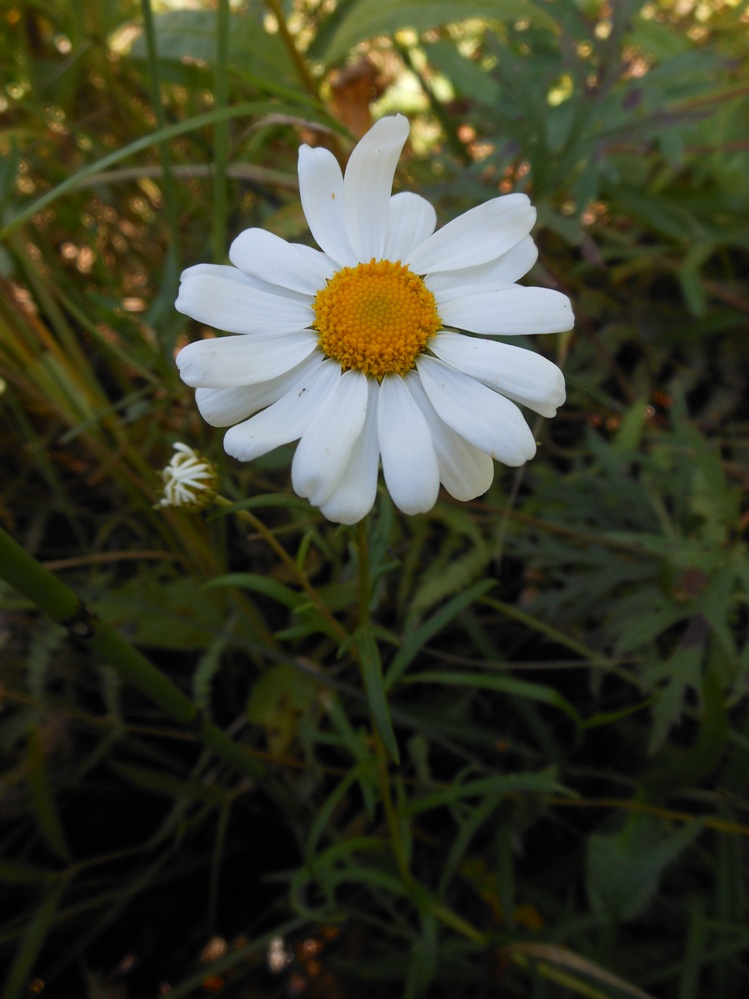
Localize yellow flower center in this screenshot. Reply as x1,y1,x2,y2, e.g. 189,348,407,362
312,259,442,379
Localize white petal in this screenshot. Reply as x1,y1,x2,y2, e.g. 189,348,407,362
229,228,335,295
176,271,313,334
180,261,312,304
377,374,440,515
292,370,369,507
439,285,574,335
384,192,437,262
176,331,317,388
416,355,536,466
425,236,538,298
344,115,410,262
406,193,536,274
429,332,566,418
194,353,323,427
407,374,494,501
223,359,340,462
180,263,247,284
319,379,380,525
298,145,357,267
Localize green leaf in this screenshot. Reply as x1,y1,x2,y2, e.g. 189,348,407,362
1,878,70,999
402,670,582,725
108,762,225,804
357,628,400,762
99,575,227,649
508,941,659,999
386,580,496,688
207,493,314,518
26,726,70,863
406,887,440,998
205,572,304,609
247,662,323,755
317,0,558,68
648,643,704,753
586,813,702,922
425,39,504,107
128,9,298,91
0,859,58,885
0,100,312,239
405,770,572,816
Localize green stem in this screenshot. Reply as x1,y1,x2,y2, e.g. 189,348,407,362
0,524,264,781
352,519,488,947
212,0,231,264
356,518,370,630
263,0,319,99
139,0,181,306
393,37,470,165
261,0,346,168
354,518,413,886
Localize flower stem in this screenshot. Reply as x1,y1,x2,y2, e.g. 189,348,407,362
212,0,231,265
0,524,264,781
355,517,370,629
139,0,181,320
353,518,414,886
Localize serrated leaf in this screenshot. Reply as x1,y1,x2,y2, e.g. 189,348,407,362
586,814,702,922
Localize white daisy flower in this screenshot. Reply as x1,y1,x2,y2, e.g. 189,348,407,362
156,442,218,511
175,115,573,525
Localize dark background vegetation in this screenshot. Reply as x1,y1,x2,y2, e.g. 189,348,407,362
1,0,748,996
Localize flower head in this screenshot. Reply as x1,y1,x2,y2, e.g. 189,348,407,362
175,115,573,524
156,442,218,511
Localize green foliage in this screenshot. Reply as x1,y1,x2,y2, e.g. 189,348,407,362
1,0,748,997
586,812,703,922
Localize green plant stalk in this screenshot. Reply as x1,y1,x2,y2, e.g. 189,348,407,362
353,520,488,946
263,0,319,99
139,0,181,299
354,520,412,880
212,0,231,265
393,37,470,165
260,0,346,168
0,524,264,781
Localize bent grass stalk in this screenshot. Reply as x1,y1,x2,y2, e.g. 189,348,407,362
0,524,265,782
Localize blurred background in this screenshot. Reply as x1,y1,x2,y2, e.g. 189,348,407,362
0,1,748,997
